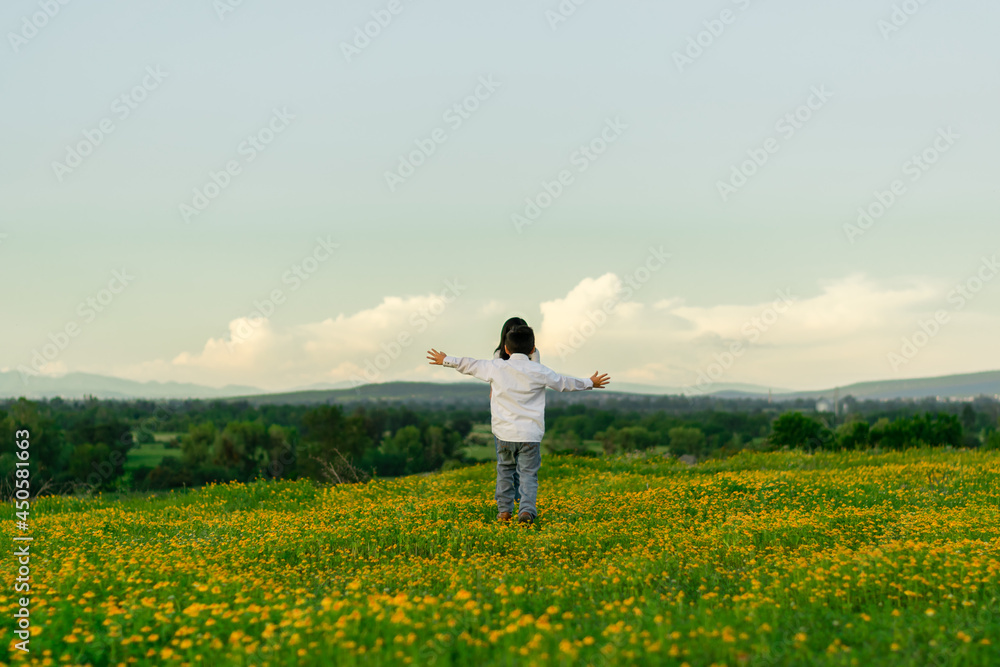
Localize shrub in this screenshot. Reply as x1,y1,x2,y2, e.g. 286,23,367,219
836,420,870,450
770,412,833,450
668,426,707,456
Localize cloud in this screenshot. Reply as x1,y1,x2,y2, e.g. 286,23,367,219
536,273,643,357
109,272,997,392
536,272,959,389
664,274,938,345
478,300,506,317
116,292,464,390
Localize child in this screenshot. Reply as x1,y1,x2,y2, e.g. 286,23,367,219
493,317,540,362
490,317,541,502
427,325,609,524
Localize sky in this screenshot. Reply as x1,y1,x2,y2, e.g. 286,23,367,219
1,0,998,393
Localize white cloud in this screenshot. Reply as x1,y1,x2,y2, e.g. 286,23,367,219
665,274,938,345
536,273,643,356
116,293,465,390
478,300,505,317
107,272,998,392
535,272,972,390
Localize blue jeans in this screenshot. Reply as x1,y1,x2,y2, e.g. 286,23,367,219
495,438,541,519
494,436,521,503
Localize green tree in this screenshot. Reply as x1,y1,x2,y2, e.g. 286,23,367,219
68,443,113,488
770,412,833,450
596,427,619,455
668,426,707,456
212,421,270,477
984,430,1000,451
181,422,217,466
543,429,583,455
836,420,870,450
300,407,372,479
869,413,961,450
376,425,423,476
9,398,69,482
260,424,296,478
422,425,460,471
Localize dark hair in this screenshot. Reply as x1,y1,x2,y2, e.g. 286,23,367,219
495,317,528,360
504,325,535,356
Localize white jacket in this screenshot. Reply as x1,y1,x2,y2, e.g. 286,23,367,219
443,352,593,442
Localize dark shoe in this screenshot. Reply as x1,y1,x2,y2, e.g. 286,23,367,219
517,512,534,525
498,512,512,521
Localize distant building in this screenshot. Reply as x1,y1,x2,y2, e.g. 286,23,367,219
815,399,833,413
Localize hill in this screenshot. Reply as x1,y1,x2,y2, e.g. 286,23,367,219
766,369,1000,401
3,369,1000,404
25,449,1000,665
0,371,260,400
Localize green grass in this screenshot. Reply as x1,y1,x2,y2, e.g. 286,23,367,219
8,448,1000,666
124,441,182,470
462,444,496,462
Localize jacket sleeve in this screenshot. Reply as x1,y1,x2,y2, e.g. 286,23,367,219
542,368,592,392
443,356,493,383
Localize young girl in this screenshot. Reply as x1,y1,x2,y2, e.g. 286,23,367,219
491,317,540,503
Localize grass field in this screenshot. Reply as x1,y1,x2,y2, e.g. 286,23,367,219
3,448,999,666
124,442,183,471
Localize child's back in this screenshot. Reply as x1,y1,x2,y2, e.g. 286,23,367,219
427,325,609,523
453,353,592,443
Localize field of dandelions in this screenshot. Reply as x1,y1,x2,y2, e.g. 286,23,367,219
3,448,999,666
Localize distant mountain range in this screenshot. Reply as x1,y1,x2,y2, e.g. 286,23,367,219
1,369,998,403
760,369,1000,402
0,371,260,401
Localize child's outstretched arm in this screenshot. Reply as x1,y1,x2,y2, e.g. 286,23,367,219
426,349,493,383
543,368,611,392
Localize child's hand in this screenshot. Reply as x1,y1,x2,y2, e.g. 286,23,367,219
590,372,610,389
426,349,446,365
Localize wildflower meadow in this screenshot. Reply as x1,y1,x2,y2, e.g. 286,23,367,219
3,448,999,666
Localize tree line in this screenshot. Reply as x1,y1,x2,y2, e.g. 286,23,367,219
1,394,997,495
